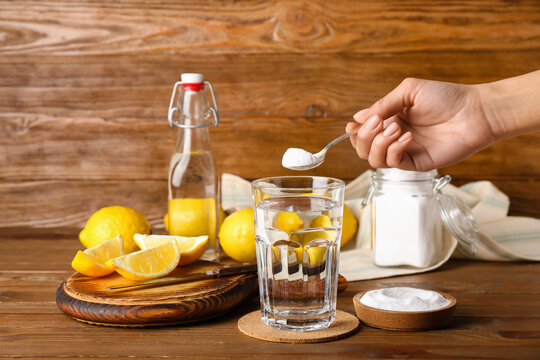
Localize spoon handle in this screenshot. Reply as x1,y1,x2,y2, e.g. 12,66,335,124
321,130,357,153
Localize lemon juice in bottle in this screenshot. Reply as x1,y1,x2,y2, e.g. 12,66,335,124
166,73,220,259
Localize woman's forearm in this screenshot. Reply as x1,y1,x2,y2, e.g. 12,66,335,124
477,70,540,141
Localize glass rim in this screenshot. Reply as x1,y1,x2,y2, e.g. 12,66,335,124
251,175,345,191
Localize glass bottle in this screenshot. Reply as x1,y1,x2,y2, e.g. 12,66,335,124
166,73,220,260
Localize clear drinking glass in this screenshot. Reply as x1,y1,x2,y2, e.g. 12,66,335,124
251,176,345,332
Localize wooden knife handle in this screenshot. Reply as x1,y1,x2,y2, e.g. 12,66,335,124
214,263,258,276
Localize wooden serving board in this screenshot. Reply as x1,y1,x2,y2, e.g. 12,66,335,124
56,260,258,327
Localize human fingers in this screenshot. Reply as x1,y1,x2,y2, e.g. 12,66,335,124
367,122,402,168
386,131,415,169
352,114,383,159
346,122,361,147
353,78,420,123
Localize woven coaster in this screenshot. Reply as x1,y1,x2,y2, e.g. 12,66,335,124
237,310,360,343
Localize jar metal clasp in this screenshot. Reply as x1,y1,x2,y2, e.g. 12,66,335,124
433,175,451,194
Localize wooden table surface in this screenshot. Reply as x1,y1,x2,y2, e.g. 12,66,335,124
1,237,539,359
1,1,539,358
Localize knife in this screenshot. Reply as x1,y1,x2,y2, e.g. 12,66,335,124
106,263,257,290
107,263,348,293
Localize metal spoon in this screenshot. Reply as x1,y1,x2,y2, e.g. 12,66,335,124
282,130,356,171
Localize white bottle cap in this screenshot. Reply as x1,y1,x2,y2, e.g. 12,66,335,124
181,73,204,83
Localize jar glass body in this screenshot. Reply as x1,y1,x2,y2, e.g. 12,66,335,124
371,169,443,268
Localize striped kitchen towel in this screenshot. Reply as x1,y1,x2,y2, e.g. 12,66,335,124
221,172,540,282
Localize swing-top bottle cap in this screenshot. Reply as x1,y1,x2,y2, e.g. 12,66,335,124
181,73,204,83
181,73,204,91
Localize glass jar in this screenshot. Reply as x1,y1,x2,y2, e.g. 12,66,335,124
369,169,443,268
365,168,478,268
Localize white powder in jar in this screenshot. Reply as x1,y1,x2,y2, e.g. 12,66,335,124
360,287,451,312
281,148,320,169
371,168,443,268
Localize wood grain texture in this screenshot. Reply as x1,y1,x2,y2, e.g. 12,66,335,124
0,0,539,55
1,178,538,236
56,261,258,326
1,112,539,182
1,237,540,358
1,0,539,234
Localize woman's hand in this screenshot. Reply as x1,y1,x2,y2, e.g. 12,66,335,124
347,78,496,171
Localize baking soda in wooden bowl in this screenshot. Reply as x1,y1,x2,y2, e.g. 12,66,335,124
360,287,451,312
353,287,457,331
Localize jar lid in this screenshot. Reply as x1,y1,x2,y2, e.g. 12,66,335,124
375,168,438,182
434,176,478,255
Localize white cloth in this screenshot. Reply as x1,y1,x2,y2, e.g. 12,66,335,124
221,172,540,281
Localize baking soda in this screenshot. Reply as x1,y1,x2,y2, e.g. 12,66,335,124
282,148,319,169
371,169,443,268
360,287,451,312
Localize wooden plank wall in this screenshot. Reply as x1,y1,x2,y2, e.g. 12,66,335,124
1,0,539,236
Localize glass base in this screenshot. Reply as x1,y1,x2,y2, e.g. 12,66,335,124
261,309,335,332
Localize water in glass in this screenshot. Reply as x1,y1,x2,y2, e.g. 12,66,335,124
254,195,342,331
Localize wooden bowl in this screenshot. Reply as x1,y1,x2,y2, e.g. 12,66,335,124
353,289,456,331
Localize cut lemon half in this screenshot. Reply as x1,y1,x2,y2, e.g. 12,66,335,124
71,236,124,277
109,241,181,280
133,234,208,266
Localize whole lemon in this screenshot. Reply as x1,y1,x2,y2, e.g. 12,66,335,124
218,208,256,262
301,215,337,245
273,212,304,234
163,199,227,235
79,206,150,253
341,204,358,247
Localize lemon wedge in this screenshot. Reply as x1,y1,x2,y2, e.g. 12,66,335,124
109,241,181,280
133,234,208,266
71,236,124,277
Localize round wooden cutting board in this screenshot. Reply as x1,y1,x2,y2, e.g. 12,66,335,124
56,260,258,327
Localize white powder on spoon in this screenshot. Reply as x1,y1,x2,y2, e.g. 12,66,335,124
360,287,451,312
282,148,319,169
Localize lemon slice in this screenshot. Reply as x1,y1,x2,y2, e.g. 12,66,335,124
71,236,124,277
109,241,181,280
133,234,208,266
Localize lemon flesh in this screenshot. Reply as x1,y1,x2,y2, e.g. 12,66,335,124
79,206,150,253
133,234,208,266
71,236,124,277
110,241,181,281
218,208,256,262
